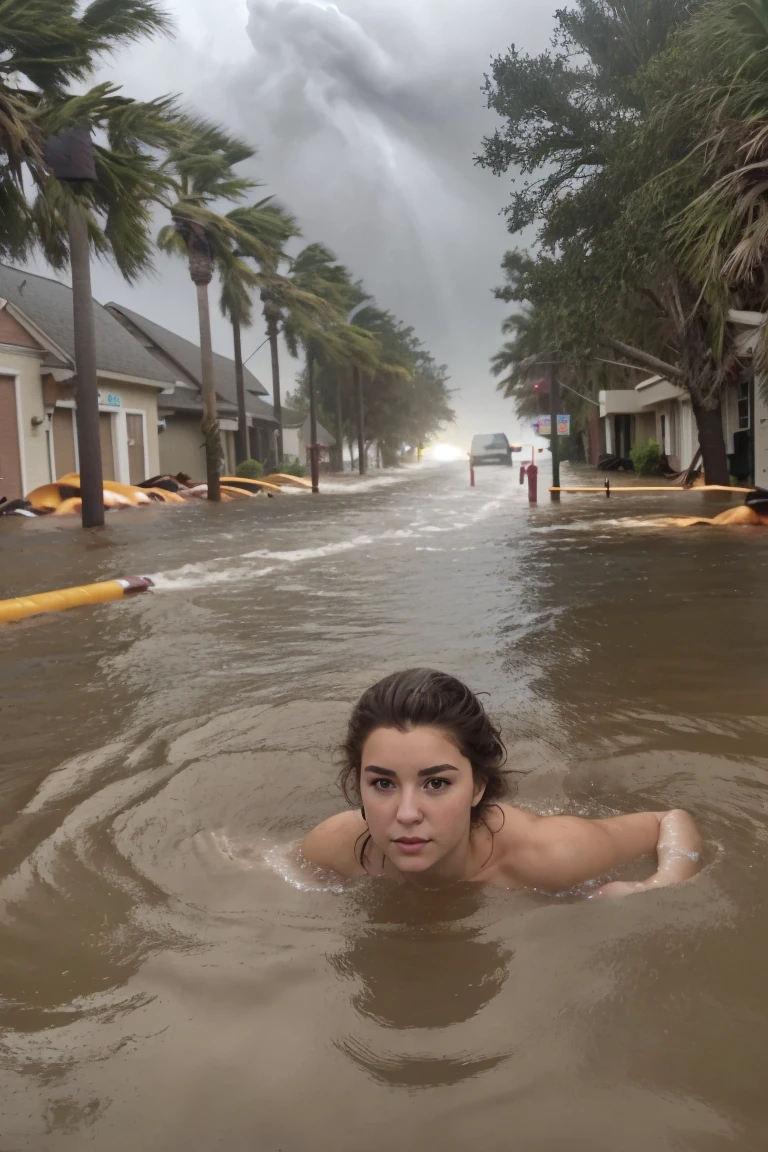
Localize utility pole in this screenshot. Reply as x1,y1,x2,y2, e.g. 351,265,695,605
308,354,320,493
550,367,561,501
355,365,366,475
45,127,104,528
233,313,249,466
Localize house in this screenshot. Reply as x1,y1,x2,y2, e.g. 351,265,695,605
0,265,176,500
105,303,279,478
599,309,768,480
599,376,697,472
281,404,336,465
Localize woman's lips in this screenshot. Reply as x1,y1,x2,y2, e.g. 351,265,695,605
393,838,430,855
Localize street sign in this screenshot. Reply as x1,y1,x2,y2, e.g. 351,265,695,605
532,415,570,436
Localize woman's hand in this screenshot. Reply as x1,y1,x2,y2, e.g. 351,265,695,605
591,880,648,899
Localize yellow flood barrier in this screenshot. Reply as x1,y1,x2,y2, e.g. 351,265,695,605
549,485,755,494
263,473,313,490
0,576,154,624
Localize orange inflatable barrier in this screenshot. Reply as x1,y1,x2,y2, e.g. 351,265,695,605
0,576,154,624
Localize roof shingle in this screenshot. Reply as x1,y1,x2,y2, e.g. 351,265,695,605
0,265,177,386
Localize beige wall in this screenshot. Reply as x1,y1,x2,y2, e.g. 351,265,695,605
158,414,206,480
158,416,238,480
3,339,162,494
0,348,49,494
53,380,160,484
282,426,301,461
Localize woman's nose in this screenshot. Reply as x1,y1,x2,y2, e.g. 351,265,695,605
396,788,423,824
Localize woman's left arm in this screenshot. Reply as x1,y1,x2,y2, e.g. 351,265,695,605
509,808,702,895
594,809,702,898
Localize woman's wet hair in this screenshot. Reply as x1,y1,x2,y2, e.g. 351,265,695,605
339,669,509,864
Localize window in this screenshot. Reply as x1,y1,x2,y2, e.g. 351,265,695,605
738,380,751,431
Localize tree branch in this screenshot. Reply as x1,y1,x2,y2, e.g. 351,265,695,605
602,337,684,380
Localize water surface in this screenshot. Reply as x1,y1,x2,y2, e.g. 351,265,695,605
1,463,766,1150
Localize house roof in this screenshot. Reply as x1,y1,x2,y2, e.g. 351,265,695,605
105,302,268,413
157,384,237,417
247,394,279,426
281,404,335,446
0,264,177,387
281,404,309,429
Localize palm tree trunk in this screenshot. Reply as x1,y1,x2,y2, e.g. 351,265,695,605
68,199,104,528
264,307,284,464
692,400,730,486
334,376,344,472
195,279,221,501
549,369,560,499
233,314,249,467
308,354,319,493
355,366,366,475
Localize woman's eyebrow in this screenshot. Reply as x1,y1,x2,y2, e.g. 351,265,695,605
362,764,459,778
418,764,459,777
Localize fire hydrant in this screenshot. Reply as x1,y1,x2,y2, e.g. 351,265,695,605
526,463,538,504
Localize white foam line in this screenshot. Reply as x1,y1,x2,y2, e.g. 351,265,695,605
149,494,505,593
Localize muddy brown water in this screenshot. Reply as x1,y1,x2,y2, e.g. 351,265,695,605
1,463,767,1151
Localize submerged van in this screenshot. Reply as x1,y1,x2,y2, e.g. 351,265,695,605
470,433,513,467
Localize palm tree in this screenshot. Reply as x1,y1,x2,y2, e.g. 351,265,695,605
159,130,295,500
1,0,172,262
217,202,301,466
259,246,350,466
282,245,380,488
670,2,768,318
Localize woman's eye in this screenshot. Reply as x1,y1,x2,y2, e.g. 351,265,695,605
373,779,394,790
426,778,450,791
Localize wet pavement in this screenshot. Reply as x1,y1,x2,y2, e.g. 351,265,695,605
1,461,767,1151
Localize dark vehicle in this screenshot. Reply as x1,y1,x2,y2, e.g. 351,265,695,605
470,433,514,467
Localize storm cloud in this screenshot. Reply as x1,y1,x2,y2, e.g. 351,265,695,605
81,0,558,445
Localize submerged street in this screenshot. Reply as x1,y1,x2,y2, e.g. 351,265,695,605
1,462,768,1150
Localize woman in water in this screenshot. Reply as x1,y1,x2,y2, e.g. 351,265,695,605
301,669,702,895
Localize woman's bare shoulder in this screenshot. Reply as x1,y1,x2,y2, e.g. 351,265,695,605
300,811,369,877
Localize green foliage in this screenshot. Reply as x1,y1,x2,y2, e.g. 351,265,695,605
235,459,265,479
630,440,662,475
479,0,751,488
1,0,178,272
277,457,307,477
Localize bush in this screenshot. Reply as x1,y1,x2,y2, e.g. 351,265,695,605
235,459,265,479
629,440,661,476
277,457,307,477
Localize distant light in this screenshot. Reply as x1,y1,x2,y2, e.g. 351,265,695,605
429,443,465,462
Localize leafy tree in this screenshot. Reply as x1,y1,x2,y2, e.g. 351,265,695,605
478,0,742,484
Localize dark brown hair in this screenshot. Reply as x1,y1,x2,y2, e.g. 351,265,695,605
339,668,509,829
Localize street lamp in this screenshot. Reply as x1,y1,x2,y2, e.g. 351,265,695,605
44,126,104,528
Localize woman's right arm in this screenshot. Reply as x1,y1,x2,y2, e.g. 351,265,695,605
300,811,368,877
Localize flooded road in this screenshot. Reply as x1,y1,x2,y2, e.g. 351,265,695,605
1,462,767,1151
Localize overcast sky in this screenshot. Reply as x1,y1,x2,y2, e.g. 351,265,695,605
64,0,560,447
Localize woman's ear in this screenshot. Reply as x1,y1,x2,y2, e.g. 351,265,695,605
471,779,487,808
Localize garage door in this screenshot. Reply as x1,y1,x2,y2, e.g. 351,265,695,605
52,407,76,480
99,413,115,480
0,375,22,501
126,413,145,484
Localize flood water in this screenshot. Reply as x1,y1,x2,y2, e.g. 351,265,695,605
1,461,767,1150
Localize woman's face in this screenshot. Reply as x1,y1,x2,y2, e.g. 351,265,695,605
360,725,485,877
